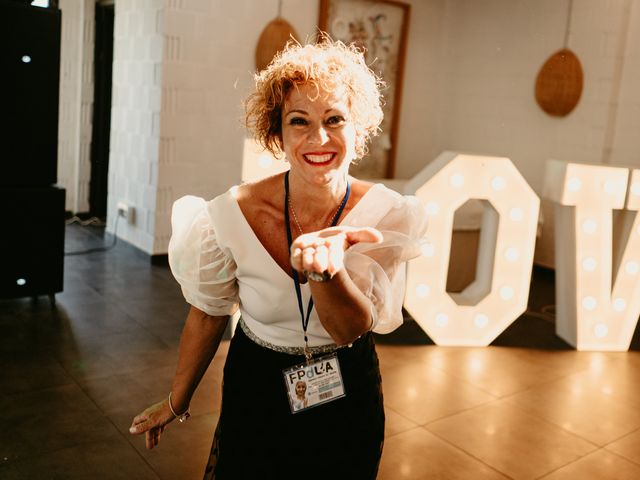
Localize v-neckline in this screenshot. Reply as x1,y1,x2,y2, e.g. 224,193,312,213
229,183,380,284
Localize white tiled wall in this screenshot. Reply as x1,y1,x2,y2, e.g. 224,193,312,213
393,0,447,180
107,0,319,254
57,0,94,213
610,0,640,168
394,0,639,268
154,0,321,254
406,0,640,193
108,0,165,253
67,0,638,258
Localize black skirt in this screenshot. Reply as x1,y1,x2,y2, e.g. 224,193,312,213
204,324,385,480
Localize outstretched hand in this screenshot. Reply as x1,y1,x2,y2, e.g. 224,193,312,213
129,399,175,449
290,226,382,278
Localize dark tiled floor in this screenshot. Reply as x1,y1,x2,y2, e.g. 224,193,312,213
1,224,639,479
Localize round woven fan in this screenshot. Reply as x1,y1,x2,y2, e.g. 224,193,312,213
535,48,583,117
255,2,298,72
535,0,583,117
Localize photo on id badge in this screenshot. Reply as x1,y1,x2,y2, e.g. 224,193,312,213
283,353,346,413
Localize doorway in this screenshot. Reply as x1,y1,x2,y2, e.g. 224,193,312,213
89,1,114,218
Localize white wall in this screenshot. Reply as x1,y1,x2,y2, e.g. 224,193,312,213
396,0,640,267
152,0,321,253
610,0,640,169
57,0,94,213
107,0,319,254
101,0,639,258
394,0,447,180
395,0,640,182
108,0,165,253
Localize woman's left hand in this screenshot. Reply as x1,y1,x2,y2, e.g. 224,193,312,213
290,226,382,278
129,399,175,449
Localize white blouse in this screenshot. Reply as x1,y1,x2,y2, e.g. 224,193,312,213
168,183,428,348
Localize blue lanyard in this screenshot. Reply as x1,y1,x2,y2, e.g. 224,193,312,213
283,171,351,355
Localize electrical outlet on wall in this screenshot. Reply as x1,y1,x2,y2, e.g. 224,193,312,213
116,202,136,225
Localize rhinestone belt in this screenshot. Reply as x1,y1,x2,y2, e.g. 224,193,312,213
238,317,343,356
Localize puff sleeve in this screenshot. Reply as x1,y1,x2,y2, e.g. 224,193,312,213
344,191,427,334
168,196,239,317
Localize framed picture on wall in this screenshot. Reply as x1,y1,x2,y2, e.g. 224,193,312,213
318,0,410,179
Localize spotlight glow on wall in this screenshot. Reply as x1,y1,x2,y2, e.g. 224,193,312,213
404,152,540,346
241,137,288,182
543,159,640,351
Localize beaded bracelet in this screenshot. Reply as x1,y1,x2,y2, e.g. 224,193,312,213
168,392,191,423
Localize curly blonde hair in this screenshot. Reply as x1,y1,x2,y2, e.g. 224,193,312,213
245,38,384,159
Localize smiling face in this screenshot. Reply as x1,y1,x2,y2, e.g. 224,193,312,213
281,83,357,186
295,381,307,397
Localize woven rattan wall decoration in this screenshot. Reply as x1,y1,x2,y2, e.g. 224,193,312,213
255,0,299,72
535,0,583,117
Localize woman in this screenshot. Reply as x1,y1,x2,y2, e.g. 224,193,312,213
292,380,308,411
130,39,427,479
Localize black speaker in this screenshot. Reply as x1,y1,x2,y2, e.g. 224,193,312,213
0,186,65,298
0,2,61,187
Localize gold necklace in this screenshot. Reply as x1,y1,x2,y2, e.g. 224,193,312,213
287,196,343,235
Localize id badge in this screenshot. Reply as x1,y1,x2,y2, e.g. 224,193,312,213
282,353,346,414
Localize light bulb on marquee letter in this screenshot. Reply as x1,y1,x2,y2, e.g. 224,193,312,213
543,160,640,351
403,152,540,346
